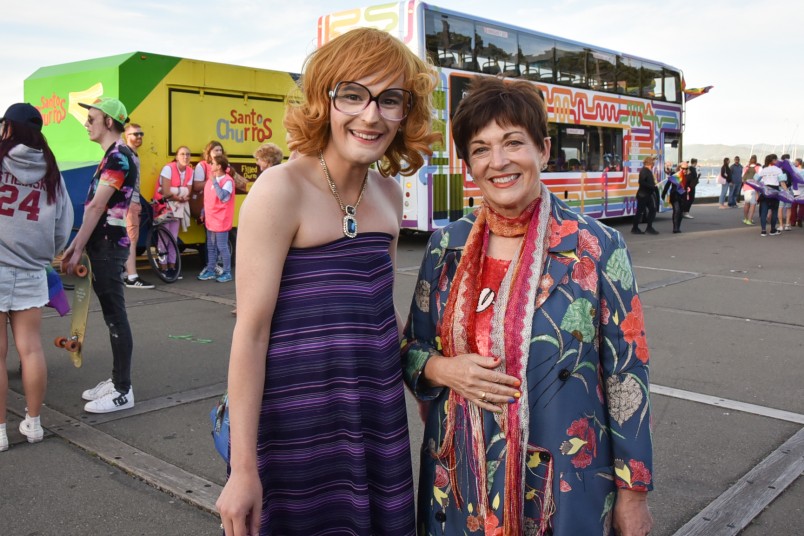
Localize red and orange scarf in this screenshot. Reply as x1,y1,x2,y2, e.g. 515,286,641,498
436,187,553,535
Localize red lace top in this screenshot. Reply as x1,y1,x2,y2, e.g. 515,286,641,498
475,256,512,357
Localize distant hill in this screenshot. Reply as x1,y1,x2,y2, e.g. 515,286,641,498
684,144,804,166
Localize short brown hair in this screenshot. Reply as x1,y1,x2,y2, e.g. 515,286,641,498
284,27,441,177
451,77,549,162
254,143,284,167
212,154,229,171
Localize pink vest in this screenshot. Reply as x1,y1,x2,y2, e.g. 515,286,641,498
154,161,193,201
203,174,235,232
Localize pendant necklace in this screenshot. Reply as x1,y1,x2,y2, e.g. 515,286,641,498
318,151,368,238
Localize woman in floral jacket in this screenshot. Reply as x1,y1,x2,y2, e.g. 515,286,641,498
402,77,653,536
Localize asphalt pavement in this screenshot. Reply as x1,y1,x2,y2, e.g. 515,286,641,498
2,200,802,535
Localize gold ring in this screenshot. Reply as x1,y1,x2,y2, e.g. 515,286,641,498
479,391,487,402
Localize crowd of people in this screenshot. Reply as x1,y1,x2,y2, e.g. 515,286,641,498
0,97,283,436
632,153,803,236
716,152,803,235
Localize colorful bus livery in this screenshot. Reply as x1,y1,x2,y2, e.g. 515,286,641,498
319,1,684,230
24,52,299,248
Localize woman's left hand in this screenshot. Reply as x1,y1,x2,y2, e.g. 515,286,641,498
612,489,653,536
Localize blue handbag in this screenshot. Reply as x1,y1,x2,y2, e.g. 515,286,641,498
210,392,230,463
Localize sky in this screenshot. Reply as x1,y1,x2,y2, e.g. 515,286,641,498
3,0,803,148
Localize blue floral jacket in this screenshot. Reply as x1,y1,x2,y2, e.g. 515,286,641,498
402,194,653,536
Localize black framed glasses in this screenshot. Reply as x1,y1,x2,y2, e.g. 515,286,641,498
328,81,413,121
128,132,144,137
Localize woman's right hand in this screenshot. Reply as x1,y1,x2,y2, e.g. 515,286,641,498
424,353,521,413
217,470,262,536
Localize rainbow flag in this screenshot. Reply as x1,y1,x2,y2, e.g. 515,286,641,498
46,265,70,316
683,85,714,102
681,78,714,102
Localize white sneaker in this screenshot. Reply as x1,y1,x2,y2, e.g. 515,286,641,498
0,426,8,452
84,387,134,414
19,414,44,443
82,379,115,401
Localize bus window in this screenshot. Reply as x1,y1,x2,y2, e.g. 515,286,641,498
475,24,517,76
617,56,641,96
548,124,624,171
517,33,554,82
549,125,586,170
588,51,617,94
587,127,624,171
555,42,587,88
641,62,663,99
664,70,681,103
448,16,476,71
425,11,453,67
424,12,475,71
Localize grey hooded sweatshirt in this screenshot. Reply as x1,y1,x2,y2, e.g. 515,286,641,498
0,144,74,271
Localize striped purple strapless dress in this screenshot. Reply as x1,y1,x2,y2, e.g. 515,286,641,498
256,232,414,535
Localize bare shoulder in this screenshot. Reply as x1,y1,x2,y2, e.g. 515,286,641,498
370,171,403,211
239,160,314,235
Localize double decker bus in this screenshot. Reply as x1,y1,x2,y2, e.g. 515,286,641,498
319,1,684,231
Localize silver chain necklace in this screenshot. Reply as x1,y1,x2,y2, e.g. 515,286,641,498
318,151,368,238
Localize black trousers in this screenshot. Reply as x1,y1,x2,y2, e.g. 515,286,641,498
669,192,685,231
633,195,656,229
683,186,696,212
87,241,133,393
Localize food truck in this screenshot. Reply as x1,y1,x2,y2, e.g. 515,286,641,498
24,52,299,248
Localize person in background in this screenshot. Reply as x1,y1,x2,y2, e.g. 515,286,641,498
216,27,439,535
632,156,659,235
197,154,235,283
121,123,154,289
728,156,743,208
155,146,193,280
253,142,283,175
718,157,731,209
663,161,689,233
776,154,796,230
0,103,73,451
741,155,760,225
403,76,653,535
62,98,137,413
682,157,699,218
792,158,804,227
755,154,784,237
192,141,244,205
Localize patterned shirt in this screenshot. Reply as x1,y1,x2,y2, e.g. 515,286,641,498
87,139,137,248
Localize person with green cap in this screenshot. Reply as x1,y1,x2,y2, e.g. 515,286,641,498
62,97,138,413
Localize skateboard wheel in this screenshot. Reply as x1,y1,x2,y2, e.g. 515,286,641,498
65,340,81,352
75,265,88,277
55,336,68,348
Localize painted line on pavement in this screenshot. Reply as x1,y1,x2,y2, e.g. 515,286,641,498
634,264,802,287
651,384,804,425
672,426,804,536
643,302,804,331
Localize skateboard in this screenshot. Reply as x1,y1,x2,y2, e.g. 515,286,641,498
54,253,92,368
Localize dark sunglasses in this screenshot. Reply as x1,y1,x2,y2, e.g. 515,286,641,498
128,132,144,137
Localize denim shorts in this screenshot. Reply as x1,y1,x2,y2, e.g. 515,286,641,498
0,266,48,312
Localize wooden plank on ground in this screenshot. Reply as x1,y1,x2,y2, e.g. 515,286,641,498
672,426,804,536
7,391,222,515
